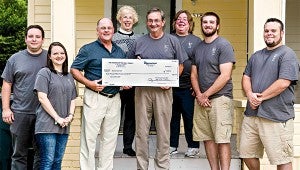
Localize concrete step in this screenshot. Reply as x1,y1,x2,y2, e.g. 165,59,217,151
113,157,242,170
96,134,242,169
112,135,240,159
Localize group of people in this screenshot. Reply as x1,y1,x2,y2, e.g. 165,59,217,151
1,5,298,170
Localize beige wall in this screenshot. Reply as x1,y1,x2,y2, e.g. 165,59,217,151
27,0,51,48
286,0,300,57
286,0,300,103
75,0,105,96
75,0,104,49
286,1,300,168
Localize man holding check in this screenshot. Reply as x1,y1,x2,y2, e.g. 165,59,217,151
71,18,125,170
127,7,188,170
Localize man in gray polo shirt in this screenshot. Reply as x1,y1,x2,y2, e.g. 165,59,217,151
240,18,299,170
127,7,187,170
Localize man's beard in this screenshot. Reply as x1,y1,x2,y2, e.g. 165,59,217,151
202,27,217,37
265,36,282,48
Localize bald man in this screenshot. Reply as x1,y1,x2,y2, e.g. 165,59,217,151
71,18,126,170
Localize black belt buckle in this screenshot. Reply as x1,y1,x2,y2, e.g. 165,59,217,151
99,92,116,98
86,87,116,98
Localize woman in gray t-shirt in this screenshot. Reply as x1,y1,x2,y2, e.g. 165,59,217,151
34,42,77,170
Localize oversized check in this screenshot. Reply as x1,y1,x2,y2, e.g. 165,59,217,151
102,59,179,87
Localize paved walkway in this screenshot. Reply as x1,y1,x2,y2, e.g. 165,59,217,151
110,135,242,170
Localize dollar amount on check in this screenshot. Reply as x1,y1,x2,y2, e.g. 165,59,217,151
102,59,179,87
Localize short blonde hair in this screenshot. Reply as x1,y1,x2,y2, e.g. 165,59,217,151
116,5,139,24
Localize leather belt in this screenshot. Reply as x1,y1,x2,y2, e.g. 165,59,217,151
87,87,117,98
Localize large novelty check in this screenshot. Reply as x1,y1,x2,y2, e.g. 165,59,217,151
102,59,179,87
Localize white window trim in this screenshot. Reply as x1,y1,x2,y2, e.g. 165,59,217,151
104,0,112,18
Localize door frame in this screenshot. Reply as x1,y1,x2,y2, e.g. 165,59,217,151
111,0,176,34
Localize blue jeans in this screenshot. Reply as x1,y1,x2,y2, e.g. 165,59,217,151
36,133,68,170
170,88,199,148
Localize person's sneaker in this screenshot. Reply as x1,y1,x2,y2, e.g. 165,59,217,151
185,148,200,158
123,148,136,156
169,147,178,155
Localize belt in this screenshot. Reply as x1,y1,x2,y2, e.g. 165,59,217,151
87,87,117,98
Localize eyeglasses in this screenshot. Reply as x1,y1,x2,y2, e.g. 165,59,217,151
176,18,188,22
99,26,113,30
147,19,162,23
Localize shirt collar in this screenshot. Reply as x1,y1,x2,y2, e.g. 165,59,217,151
118,28,134,36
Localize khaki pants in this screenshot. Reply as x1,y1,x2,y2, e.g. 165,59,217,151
80,88,121,170
135,87,172,170
193,96,233,143
239,116,294,165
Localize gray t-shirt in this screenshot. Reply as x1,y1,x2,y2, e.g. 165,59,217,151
174,34,201,88
243,45,299,122
1,49,47,114
34,68,77,134
192,37,235,99
127,33,188,63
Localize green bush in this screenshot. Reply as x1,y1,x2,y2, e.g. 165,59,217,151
0,0,27,71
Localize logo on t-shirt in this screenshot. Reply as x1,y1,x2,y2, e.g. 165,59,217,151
164,44,170,52
272,54,278,62
212,47,217,56
188,42,192,49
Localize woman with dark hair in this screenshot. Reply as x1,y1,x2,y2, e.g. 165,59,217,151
169,10,201,157
34,42,77,170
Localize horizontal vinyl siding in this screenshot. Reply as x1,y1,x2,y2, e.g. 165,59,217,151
30,0,51,48
287,4,300,170
294,110,300,156
183,0,247,99
75,0,104,96
286,0,300,104
75,0,104,50
286,0,300,56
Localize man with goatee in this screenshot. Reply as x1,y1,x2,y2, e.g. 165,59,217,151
240,18,299,170
191,12,235,170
